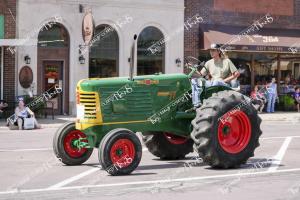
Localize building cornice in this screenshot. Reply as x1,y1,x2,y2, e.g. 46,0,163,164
19,0,185,11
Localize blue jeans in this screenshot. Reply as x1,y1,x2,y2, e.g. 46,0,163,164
191,78,202,107
191,79,239,107
205,79,239,88
267,93,276,113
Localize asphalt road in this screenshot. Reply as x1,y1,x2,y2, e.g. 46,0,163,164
0,120,299,200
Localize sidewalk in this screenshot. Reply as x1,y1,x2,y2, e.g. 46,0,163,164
0,115,76,129
0,112,299,129
258,112,300,122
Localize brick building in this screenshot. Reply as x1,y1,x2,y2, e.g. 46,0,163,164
0,0,16,103
185,0,300,96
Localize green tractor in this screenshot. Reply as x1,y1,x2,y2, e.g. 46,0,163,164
53,36,262,175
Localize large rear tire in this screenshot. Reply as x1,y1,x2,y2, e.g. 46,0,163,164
191,90,262,168
143,132,193,160
53,122,93,165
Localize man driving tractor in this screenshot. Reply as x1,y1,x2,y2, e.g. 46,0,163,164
191,43,240,108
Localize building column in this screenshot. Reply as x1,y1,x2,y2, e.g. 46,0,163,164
277,54,281,93
251,54,255,90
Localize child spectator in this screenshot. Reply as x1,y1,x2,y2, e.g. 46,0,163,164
251,85,265,113
293,87,300,112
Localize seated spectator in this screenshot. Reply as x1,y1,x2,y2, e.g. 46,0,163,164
0,100,8,115
251,85,266,113
293,87,300,112
13,97,41,130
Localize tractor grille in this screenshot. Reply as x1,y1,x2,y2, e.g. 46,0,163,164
79,92,98,119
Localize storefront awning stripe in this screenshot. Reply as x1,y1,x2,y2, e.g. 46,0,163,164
201,25,300,53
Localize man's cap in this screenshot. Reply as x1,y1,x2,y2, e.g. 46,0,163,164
209,43,222,50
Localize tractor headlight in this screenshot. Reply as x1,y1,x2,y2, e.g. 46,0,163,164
77,104,85,120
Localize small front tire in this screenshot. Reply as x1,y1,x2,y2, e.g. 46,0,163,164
98,128,142,176
53,122,93,165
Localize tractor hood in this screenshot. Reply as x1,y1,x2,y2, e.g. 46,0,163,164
78,73,189,92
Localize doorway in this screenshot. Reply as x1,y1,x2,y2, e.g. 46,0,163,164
43,60,64,115
37,23,70,115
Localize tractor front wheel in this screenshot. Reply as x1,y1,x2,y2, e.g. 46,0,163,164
98,128,142,175
53,122,93,165
143,132,193,160
191,90,262,168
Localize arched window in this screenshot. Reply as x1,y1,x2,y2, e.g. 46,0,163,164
89,25,119,78
38,24,69,47
137,26,165,75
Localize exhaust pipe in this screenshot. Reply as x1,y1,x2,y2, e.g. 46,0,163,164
129,34,137,81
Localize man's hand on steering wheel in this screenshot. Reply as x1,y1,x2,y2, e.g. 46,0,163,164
185,56,201,69
185,56,207,78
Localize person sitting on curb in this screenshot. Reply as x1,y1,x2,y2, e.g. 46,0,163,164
13,97,41,130
0,100,8,117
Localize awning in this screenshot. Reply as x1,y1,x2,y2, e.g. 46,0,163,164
271,61,292,71
200,24,300,53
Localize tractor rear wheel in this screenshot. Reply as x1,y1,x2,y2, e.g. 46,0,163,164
143,132,193,160
53,122,93,165
191,90,262,168
98,128,142,175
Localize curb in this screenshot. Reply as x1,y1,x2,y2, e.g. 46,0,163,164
259,118,300,122
258,114,300,122
0,123,65,130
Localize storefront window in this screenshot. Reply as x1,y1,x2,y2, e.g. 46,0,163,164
38,24,69,47
137,26,165,75
89,25,119,78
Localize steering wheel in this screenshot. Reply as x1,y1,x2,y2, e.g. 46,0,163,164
184,56,207,77
184,56,201,69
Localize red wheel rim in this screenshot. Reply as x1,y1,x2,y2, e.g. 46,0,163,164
163,132,188,145
63,130,88,158
110,139,135,168
218,110,252,154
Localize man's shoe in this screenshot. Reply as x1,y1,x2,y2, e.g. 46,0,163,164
185,107,195,113
185,104,201,113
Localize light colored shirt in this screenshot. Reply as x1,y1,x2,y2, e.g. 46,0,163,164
267,83,277,95
15,107,32,118
201,58,238,81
